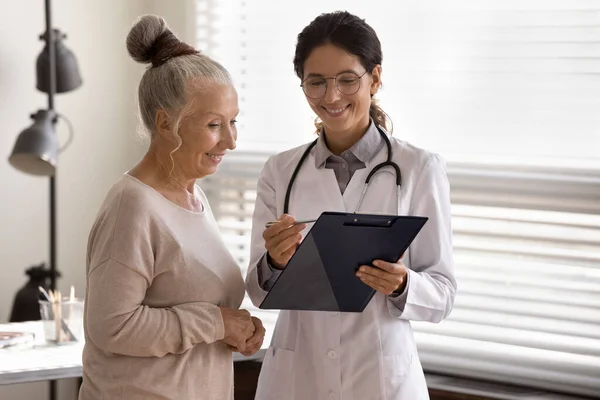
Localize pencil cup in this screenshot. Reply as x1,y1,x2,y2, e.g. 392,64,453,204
39,298,84,344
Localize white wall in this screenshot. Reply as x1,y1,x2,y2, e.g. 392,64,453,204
0,0,175,398
150,0,197,44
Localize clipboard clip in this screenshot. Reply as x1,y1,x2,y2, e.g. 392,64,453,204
343,215,395,228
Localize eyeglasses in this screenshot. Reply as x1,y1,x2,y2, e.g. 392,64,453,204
301,71,368,99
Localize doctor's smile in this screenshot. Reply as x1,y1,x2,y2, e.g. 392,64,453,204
322,104,350,117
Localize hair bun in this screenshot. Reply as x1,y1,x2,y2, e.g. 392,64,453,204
126,15,168,64
126,14,198,67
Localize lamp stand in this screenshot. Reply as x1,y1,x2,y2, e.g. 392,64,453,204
44,1,59,399
49,178,57,400
49,176,57,293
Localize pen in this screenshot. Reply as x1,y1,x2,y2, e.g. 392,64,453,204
265,219,317,228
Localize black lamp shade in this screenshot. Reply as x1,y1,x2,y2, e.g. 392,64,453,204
8,110,58,176
36,29,82,94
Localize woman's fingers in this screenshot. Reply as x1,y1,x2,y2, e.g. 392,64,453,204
263,215,293,237
356,261,408,295
230,317,266,356
220,308,257,352
265,224,304,247
358,273,396,295
246,317,265,349
357,266,398,285
264,219,305,267
272,232,302,256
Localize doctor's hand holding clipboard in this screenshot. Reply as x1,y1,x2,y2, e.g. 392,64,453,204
263,214,409,296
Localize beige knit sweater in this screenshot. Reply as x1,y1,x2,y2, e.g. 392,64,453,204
78,174,245,400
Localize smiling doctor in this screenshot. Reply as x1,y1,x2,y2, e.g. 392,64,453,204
246,11,457,400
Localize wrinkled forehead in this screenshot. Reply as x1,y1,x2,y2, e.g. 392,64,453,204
182,82,238,118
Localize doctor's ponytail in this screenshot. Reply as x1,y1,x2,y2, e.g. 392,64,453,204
370,98,392,134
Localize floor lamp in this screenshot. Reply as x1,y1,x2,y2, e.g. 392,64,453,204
7,0,82,399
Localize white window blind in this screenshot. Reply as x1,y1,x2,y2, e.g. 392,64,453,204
196,1,600,397
198,0,600,163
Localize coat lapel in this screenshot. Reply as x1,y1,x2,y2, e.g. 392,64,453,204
289,156,346,218
289,142,400,218
342,168,367,212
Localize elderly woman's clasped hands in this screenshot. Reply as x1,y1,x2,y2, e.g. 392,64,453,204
220,308,265,356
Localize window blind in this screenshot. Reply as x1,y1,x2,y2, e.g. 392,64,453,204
196,0,600,397
197,0,600,162
201,157,600,397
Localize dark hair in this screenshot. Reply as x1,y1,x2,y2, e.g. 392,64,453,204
293,11,391,133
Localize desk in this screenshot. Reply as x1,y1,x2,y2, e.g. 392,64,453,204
2,321,591,400
0,321,82,385
0,318,270,386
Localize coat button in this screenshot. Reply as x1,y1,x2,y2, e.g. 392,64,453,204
327,350,338,359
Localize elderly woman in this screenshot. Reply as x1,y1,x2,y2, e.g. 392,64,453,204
78,15,264,400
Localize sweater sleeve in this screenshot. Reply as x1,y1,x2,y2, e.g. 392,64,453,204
84,181,225,357
85,258,224,357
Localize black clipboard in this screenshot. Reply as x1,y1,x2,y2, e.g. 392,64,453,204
259,212,428,313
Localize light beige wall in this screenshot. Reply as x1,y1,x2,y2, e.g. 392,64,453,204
150,0,197,44
0,0,161,397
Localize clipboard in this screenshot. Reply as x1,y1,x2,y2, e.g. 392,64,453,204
259,212,428,313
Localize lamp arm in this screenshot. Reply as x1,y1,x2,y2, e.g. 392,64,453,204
55,113,74,153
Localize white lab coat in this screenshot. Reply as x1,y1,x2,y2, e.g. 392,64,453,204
246,133,456,400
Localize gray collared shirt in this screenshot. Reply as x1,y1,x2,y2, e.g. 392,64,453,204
313,121,384,194
257,121,409,310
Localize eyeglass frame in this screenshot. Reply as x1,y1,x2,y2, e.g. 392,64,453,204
300,70,369,99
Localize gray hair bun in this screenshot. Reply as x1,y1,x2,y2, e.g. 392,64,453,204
126,14,198,68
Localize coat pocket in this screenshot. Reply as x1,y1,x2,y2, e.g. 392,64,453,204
255,347,295,400
382,351,414,388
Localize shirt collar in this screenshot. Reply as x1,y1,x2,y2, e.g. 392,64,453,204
314,119,383,168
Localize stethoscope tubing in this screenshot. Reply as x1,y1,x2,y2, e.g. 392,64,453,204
283,127,402,214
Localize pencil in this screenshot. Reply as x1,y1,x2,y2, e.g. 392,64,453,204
67,285,75,341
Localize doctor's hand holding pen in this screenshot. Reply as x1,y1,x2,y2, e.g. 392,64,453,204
263,214,308,269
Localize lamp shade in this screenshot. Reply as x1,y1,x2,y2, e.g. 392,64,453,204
8,110,58,176
36,29,82,94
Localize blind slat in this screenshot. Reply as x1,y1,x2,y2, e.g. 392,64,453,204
455,294,600,323
457,280,600,308
415,320,600,356
447,308,600,339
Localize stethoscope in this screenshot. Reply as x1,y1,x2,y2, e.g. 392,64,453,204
283,126,402,214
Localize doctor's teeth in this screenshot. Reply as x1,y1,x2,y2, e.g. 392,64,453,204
206,153,222,159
